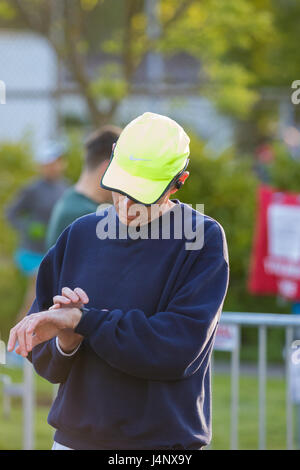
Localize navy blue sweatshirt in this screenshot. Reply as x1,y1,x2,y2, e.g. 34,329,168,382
27,200,229,450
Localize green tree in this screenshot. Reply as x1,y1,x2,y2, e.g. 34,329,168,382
0,0,282,126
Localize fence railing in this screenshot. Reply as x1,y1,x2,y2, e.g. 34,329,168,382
216,312,300,450
2,311,300,449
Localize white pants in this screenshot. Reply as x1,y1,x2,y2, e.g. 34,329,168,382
52,441,73,450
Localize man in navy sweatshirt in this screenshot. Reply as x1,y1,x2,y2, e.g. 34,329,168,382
8,112,229,450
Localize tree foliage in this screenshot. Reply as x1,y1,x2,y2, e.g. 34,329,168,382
1,0,297,126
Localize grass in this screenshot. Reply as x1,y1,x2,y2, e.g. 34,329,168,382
0,364,295,450
211,373,289,450
0,365,54,450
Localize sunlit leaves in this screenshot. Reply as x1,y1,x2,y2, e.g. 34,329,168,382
268,142,300,192
90,63,128,100
3,0,297,123
205,63,259,118
159,0,274,117
0,0,15,20
179,133,258,286
80,0,102,11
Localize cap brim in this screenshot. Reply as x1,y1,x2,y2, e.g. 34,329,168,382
100,157,173,205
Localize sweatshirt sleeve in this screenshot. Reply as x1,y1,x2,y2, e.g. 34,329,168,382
26,227,81,384
75,221,229,381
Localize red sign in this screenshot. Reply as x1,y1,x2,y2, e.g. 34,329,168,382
249,185,300,300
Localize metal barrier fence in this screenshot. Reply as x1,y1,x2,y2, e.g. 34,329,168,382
2,311,300,449
0,359,34,450
217,312,300,450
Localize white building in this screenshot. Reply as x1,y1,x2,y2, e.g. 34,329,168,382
0,31,235,155
0,31,58,156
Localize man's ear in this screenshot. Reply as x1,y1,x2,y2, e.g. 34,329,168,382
179,171,189,184
170,171,189,194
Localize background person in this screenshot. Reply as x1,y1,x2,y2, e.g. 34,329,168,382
46,125,122,249
6,141,68,321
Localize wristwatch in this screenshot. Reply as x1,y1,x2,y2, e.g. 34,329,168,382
79,306,90,318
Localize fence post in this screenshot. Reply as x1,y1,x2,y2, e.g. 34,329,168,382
23,359,34,450
0,375,11,418
286,327,294,450
258,325,267,449
230,324,240,450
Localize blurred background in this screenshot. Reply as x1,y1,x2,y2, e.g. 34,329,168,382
1,0,300,451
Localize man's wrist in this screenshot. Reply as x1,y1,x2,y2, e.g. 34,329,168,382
57,319,84,353
71,307,83,329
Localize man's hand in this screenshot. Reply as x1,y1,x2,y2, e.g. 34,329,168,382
7,307,82,357
49,287,89,353
50,287,89,311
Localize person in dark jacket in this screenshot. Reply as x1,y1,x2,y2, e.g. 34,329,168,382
8,112,229,450
6,141,68,321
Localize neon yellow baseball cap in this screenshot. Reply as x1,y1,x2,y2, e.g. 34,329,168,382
100,112,190,204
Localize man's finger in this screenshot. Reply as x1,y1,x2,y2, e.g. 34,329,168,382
25,314,49,352
49,304,59,310
16,321,30,357
61,287,79,303
53,295,71,305
26,314,48,335
25,318,37,351
7,327,18,352
74,287,89,304
7,317,28,352
49,303,61,310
